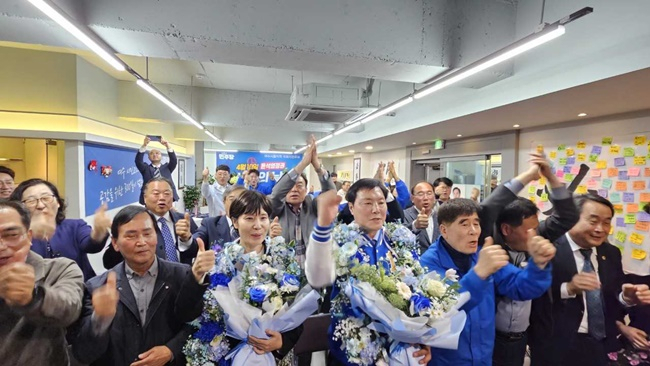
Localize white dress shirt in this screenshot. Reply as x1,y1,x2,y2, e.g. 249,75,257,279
201,181,227,217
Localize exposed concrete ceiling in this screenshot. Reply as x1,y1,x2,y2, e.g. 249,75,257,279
1,0,650,152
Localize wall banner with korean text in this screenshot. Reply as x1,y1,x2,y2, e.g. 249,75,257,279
215,151,302,183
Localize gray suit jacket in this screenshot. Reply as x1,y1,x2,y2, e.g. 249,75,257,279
0,252,84,366
403,205,440,254
269,169,335,245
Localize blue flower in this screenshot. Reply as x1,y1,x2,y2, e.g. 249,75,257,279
210,273,231,288
280,273,300,288
411,293,432,314
194,321,223,342
248,286,267,303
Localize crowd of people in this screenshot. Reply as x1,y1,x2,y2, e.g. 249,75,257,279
0,135,649,366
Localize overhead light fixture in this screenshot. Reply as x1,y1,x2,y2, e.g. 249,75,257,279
327,154,333,157
205,148,238,152
361,96,414,124
457,134,463,137
180,112,205,130
578,113,587,117
136,79,183,114
27,0,125,71
349,149,355,153
293,146,308,154
414,24,566,100
316,134,333,144
412,142,417,145
336,152,342,155
204,130,226,146
513,124,520,128
365,146,373,150
260,150,293,154
333,121,362,136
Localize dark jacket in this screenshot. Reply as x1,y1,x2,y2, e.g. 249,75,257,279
103,210,199,269
529,237,626,365
136,149,179,204
72,259,206,366
193,215,235,247
403,205,439,254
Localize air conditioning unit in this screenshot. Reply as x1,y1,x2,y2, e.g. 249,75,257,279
286,83,376,123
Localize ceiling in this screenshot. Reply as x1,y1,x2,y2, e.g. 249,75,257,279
1,0,650,152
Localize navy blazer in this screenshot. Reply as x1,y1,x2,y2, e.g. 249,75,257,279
135,150,179,204
102,211,199,269
193,215,235,248
403,206,439,254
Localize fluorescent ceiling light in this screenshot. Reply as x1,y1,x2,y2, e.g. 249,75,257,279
333,121,362,136
260,150,293,154
361,96,414,124
180,112,205,130
415,24,565,100
205,149,238,152
316,134,333,144
294,146,308,154
365,146,373,150
28,0,125,71
136,79,183,114
349,150,355,153
204,130,226,146
578,113,587,117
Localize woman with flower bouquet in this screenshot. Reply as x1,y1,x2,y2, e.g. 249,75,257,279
306,179,469,366
184,190,320,366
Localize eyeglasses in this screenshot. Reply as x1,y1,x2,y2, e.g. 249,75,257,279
414,191,435,198
0,179,14,187
22,194,56,208
0,231,26,246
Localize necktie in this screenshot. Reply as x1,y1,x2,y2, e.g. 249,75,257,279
153,166,161,178
580,249,606,340
159,217,178,262
230,225,239,241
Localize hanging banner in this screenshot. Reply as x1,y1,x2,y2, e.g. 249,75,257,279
216,151,303,183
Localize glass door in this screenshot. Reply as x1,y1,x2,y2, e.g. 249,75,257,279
440,155,492,202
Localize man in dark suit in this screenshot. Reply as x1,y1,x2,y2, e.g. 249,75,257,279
73,205,214,366
529,194,650,366
103,178,198,269
135,136,178,204
193,185,246,247
404,181,438,254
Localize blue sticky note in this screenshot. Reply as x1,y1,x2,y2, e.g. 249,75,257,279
597,189,608,198
616,217,626,227
623,192,635,203
639,212,650,222
567,157,576,165
614,157,626,167
563,166,572,173
610,192,621,203
591,146,602,155
602,179,613,189
619,170,629,180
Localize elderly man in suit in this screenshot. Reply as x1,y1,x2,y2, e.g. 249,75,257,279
529,194,650,366
73,205,214,366
103,177,198,269
135,136,178,205
404,181,439,254
193,185,246,247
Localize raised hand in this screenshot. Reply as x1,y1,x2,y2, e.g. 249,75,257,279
92,203,112,241
622,283,650,305
309,135,320,169
0,262,36,306
202,167,209,178
192,238,215,283
526,229,556,269
130,345,173,366
175,213,192,241
29,212,56,240
269,217,282,238
414,207,430,230
160,137,169,149
473,237,509,279
92,271,119,318
143,136,151,147
316,190,342,227
566,272,600,296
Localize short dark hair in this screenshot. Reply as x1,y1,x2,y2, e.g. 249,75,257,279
111,205,154,238
438,198,480,225
453,187,461,194
216,164,230,173
410,181,434,195
248,169,260,177
342,180,351,185
297,172,308,187
331,172,338,177
345,178,388,204
496,198,539,233
574,193,615,217
0,166,15,179
433,177,453,188
223,185,246,203
0,200,31,230
10,178,67,225
144,177,173,192
229,190,272,220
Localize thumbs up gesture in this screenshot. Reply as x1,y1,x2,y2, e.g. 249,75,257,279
414,207,430,230
175,213,192,241
202,167,210,178
192,238,216,283
269,217,282,238
473,237,510,279
527,229,556,269
92,271,119,318
91,203,112,241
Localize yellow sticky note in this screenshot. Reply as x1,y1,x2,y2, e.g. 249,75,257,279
632,249,647,260
528,185,536,194
529,196,536,203
536,145,544,153
625,213,637,224
610,145,621,154
634,156,647,166
541,193,549,202
614,204,624,214
596,160,607,169
577,141,587,149
576,185,588,194
634,135,647,146
539,177,546,185
566,148,575,157
577,153,587,162
610,226,615,235
615,231,627,243
630,233,645,245
549,151,557,159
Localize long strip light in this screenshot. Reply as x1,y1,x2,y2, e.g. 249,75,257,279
360,96,414,124
333,121,362,136
260,150,293,154
136,79,183,113
205,149,238,152
180,112,205,129
293,145,308,154
316,134,333,144
204,130,226,146
414,24,565,99
27,0,125,71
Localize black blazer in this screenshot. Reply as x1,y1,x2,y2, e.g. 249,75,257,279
103,211,199,269
529,236,625,365
72,259,206,365
193,215,235,248
403,205,437,254
135,150,179,204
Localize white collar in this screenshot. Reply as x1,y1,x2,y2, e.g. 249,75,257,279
565,233,596,254
153,212,171,223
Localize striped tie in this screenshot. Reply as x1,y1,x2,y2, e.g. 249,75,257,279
153,166,161,178
159,217,178,262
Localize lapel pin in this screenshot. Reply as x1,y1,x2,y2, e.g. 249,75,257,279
601,255,606,260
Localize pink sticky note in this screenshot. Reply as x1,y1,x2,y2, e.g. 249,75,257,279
587,179,598,189
591,170,602,177
556,170,565,178
629,167,641,177
571,166,580,174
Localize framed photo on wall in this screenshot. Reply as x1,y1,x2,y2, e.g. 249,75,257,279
178,159,186,188
353,158,361,182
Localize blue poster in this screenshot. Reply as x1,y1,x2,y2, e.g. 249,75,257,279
216,151,302,183
84,143,144,214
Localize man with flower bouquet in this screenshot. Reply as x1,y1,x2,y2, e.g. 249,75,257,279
306,178,468,365
419,162,558,365
184,190,320,366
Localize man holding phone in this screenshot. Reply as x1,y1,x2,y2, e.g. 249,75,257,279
135,136,179,204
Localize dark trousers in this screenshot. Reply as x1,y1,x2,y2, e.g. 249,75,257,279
561,334,607,366
493,331,528,366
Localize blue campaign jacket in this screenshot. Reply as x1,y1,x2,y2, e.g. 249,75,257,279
419,237,552,366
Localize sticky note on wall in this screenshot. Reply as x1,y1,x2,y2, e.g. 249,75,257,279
610,145,621,154
596,161,607,169
550,151,557,159
610,193,621,203
566,148,575,156
577,141,586,149
641,193,650,202
627,204,639,213
633,181,647,190
634,156,647,165
625,213,637,224
616,181,628,191
614,157,626,167
634,135,647,146
602,179,613,189
636,221,650,232
645,167,650,177
629,167,641,177
631,249,647,261
607,168,618,177
591,146,602,155
602,137,613,145
615,231,627,243
614,204,624,214
624,147,635,157
576,185,588,194
623,192,635,203
577,153,587,162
